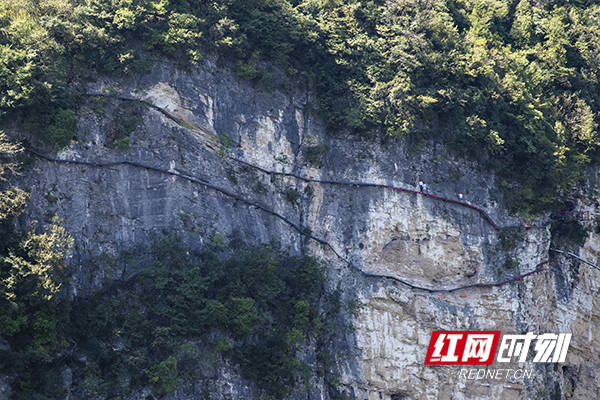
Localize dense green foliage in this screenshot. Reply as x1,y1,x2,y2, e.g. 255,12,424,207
45,108,77,147
0,133,28,219
1,231,341,399
70,235,338,399
0,218,73,398
0,134,74,398
2,0,600,212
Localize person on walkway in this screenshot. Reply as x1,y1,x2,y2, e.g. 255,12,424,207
419,179,424,192
422,182,428,193
458,192,463,200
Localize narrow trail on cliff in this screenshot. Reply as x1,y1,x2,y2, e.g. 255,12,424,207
27,147,597,293
21,94,600,293
86,93,546,232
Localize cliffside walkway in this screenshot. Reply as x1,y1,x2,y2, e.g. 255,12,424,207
22,94,600,293
26,146,600,294
231,157,505,229
86,93,544,231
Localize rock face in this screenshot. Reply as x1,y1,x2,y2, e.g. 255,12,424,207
11,57,600,399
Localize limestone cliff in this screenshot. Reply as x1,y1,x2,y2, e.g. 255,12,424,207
8,57,600,400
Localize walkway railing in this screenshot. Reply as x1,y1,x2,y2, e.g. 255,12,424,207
22,93,599,293
25,147,572,293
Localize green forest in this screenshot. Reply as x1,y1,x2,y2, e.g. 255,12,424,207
2,0,600,213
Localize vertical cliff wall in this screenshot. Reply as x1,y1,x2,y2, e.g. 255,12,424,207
11,58,600,399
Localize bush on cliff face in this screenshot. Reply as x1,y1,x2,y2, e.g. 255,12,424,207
551,218,589,248
148,356,180,397
0,133,28,220
45,108,77,148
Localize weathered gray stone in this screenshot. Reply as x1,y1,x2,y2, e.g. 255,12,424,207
7,56,600,399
